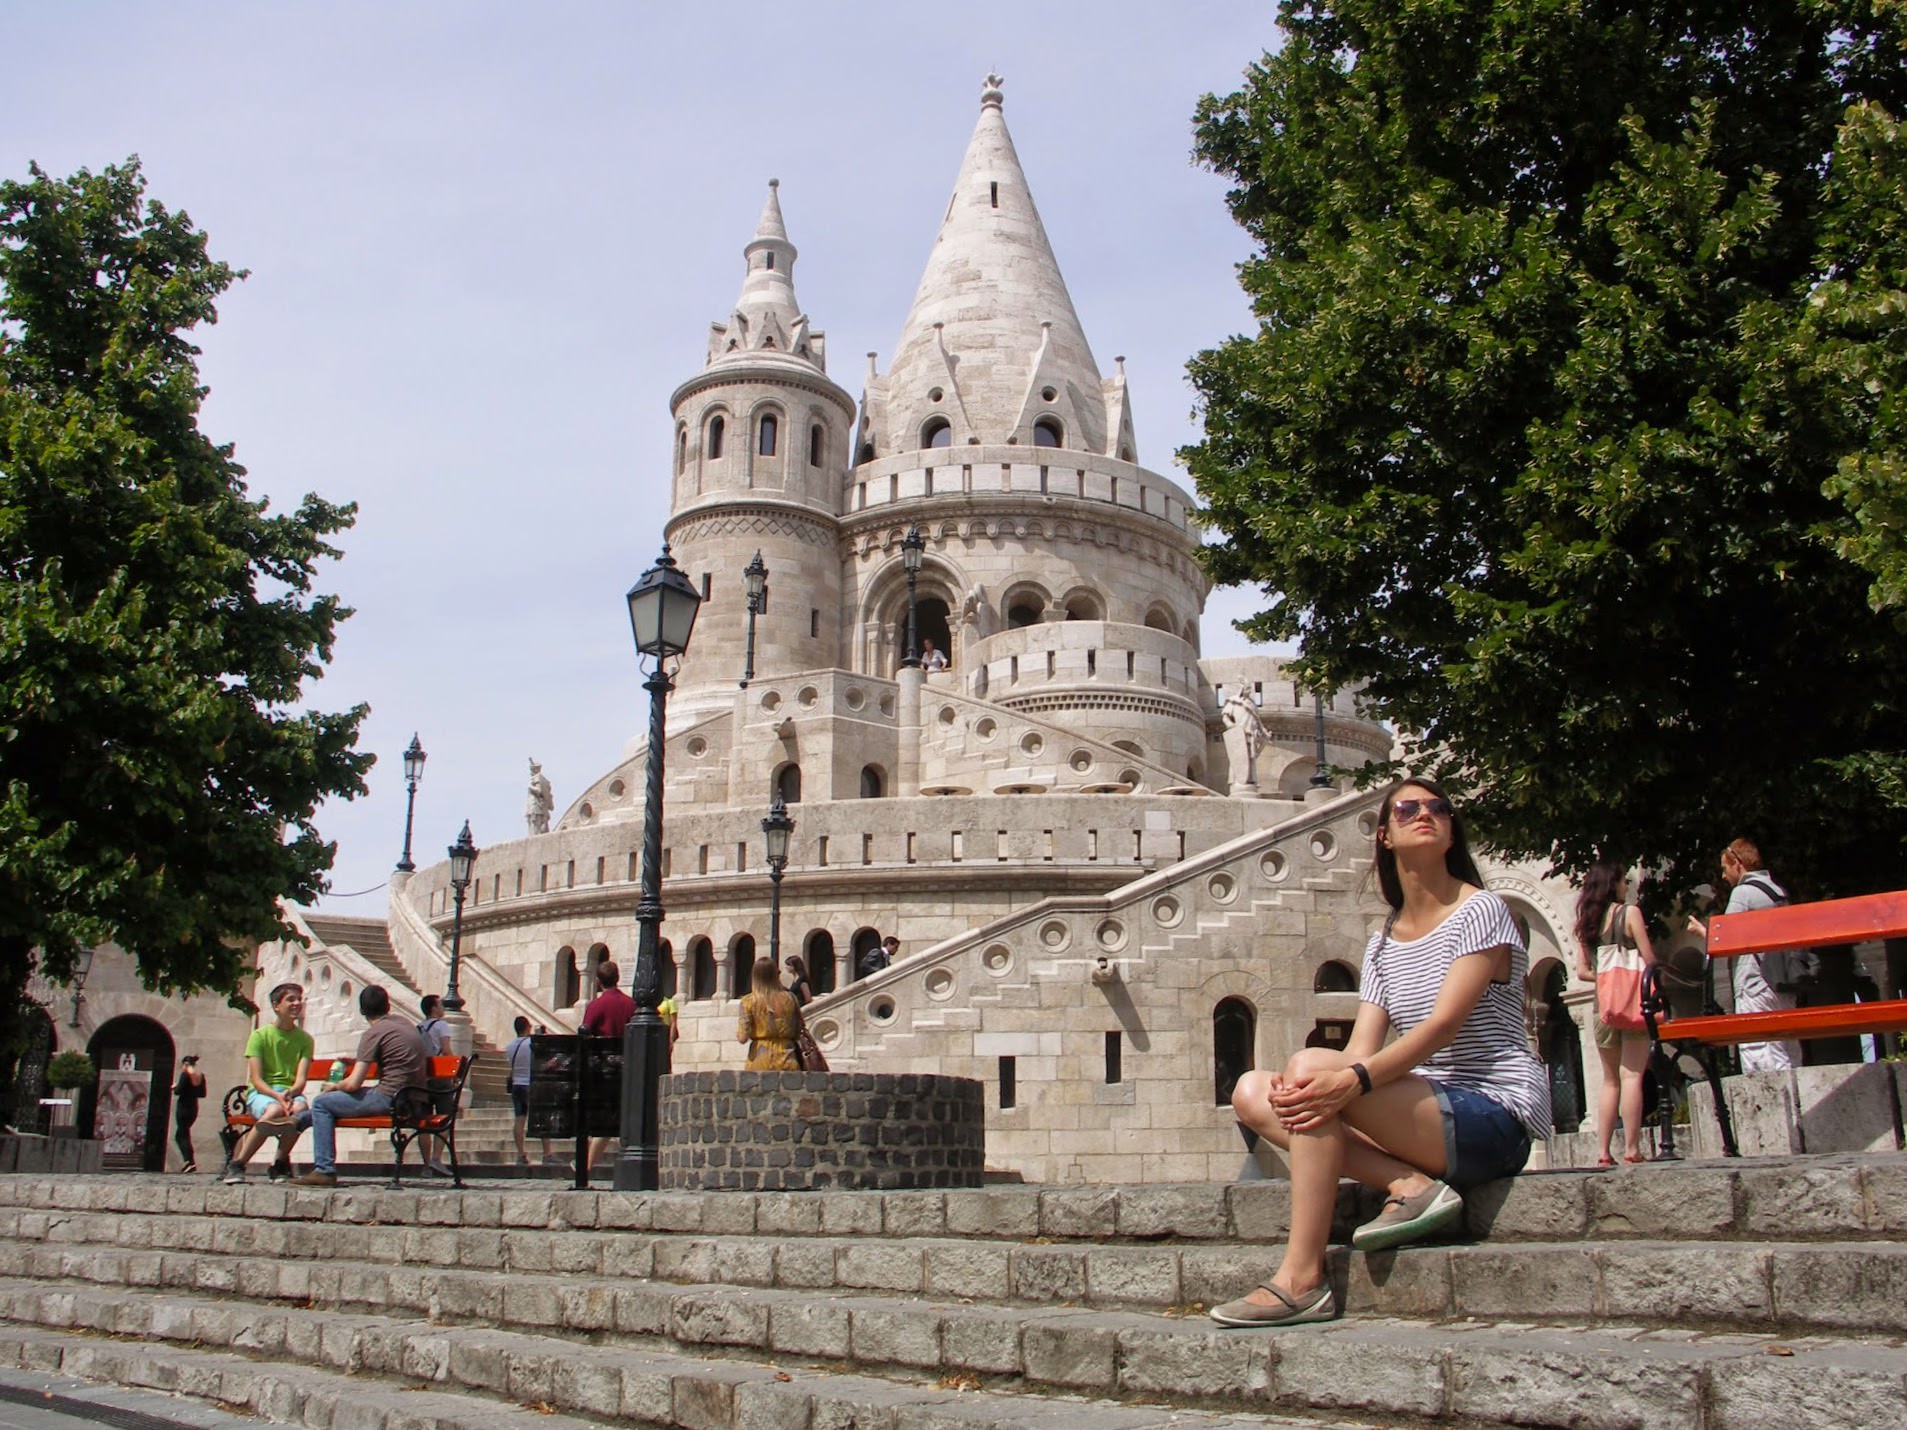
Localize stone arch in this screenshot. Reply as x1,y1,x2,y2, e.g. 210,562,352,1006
1278,757,1323,800
1032,417,1063,448
921,415,953,449
1531,957,1586,1133
850,927,884,982
555,946,581,1010
584,943,611,997
84,1013,175,1173
690,937,717,1002
861,548,959,675
1313,960,1358,993
4,1003,56,1134
657,939,678,1002
860,765,885,798
804,930,836,996
729,933,758,999
1213,996,1255,1106
1000,581,1050,629
1060,587,1103,621
704,408,730,464
774,762,802,805
1143,603,1176,632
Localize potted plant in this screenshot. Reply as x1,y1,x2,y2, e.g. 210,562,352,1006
44,1050,95,1135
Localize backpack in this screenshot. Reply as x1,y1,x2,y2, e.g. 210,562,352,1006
1738,873,1821,989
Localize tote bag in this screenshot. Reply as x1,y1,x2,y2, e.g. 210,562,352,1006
1595,904,1647,1031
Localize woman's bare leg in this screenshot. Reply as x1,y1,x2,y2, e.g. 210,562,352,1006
1617,1034,1650,1159
1593,1039,1621,1162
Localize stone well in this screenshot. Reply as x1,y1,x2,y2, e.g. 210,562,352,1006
658,1070,985,1191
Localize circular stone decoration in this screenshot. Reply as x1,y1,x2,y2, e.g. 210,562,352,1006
1070,749,1094,773
798,686,820,708
1095,919,1126,951
1020,732,1044,757
1208,872,1237,905
685,737,708,758
974,716,998,741
844,686,867,711
938,705,958,726
879,693,895,716
1151,895,1182,929
1119,769,1143,791
1311,830,1338,861
868,997,897,1025
924,968,956,1001
1039,919,1071,951
1262,850,1289,882
982,944,1014,976
810,1018,841,1049
761,691,782,713
1357,812,1377,838
579,802,594,821
609,779,626,798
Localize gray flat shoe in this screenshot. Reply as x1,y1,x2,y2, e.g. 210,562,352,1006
1352,1178,1463,1252
1209,1280,1336,1327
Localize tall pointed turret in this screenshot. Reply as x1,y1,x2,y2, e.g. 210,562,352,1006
706,179,826,373
864,74,1122,460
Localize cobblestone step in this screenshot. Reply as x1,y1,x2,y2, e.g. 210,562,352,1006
2,1273,1900,1429
0,1296,1357,1430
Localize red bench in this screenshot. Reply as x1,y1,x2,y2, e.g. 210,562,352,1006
218,1054,475,1187
1644,890,1907,1157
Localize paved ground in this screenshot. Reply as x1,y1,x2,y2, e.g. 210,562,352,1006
0,1367,254,1430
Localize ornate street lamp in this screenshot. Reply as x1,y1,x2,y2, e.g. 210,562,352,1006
740,550,768,689
762,795,795,968
617,543,703,1192
444,821,478,1013
900,524,925,669
69,947,96,1029
1311,693,1332,789
396,734,427,872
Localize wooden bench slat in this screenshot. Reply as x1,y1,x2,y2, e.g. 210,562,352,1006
1708,889,1907,956
1659,997,1907,1046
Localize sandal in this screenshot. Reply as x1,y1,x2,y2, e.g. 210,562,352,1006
1595,1157,1615,1168
1623,1153,1648,1164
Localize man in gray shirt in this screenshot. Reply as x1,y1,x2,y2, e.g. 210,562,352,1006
290,984,428,1187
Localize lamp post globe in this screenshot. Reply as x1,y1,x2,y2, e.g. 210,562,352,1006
444,821,478,1014
762,795,795,968
396,733,427,872
617,544,702,1191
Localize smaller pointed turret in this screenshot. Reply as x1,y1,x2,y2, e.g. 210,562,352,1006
706,179,826,372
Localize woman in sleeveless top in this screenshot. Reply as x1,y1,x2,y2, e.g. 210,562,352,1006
785,954,814,1006
1574,862,1657,1165
737,957,803,1070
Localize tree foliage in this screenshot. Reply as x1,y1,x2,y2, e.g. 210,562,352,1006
0,159,372,1038
1185,0,1907,902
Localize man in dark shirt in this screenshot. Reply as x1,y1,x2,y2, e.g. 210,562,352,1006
290,984,428,1187
581,961,636,1173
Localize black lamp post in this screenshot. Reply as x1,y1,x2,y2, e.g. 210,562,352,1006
762,795,795,968
617,543,703,1192
1311,692,1332,789
740,550,768,689
395,734,427,872
900,524,924,669
69,947,95,1028
444,821,478,1013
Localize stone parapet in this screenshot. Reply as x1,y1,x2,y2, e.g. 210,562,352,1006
659,1070,983,1192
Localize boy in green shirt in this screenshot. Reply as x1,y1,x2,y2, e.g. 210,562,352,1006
222,982,314,1183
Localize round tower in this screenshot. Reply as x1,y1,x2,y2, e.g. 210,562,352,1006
664,181,856,723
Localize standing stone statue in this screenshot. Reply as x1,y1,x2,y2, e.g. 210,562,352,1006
525,759,553,835
1222,691,1269,793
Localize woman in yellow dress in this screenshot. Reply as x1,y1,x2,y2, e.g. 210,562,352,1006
737,957,803,1070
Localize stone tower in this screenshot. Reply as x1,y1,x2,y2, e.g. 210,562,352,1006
665,180,857,724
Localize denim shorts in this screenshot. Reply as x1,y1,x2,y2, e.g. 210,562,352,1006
244,1087,306,1120
510,1085,529,1117
1431,1081,1531,1189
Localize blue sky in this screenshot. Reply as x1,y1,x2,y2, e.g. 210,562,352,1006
4,3,1284,907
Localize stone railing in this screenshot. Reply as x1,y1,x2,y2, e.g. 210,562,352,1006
387,874,567,1043
843,445,1196,535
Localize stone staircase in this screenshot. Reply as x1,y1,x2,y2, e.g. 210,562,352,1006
1,1156,1903,1427
300,914,513,1112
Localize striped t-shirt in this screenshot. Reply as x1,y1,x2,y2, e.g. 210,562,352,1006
1359,890,1552,1140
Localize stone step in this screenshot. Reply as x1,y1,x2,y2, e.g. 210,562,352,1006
2,1272,1899,1429
0,1294,1345,1430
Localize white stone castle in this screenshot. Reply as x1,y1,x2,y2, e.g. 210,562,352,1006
267,77,1588,1182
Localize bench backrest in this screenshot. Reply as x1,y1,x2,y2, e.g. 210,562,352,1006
1708,888,1907,957
302,1055,461,1083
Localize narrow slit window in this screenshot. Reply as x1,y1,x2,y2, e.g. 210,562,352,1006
990,181,999,208
810,608,820,637
1105,1031,1122,1084
999,1056,1016,1108
758,413,778,457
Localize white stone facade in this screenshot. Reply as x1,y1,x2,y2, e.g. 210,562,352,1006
342,77,1595,1183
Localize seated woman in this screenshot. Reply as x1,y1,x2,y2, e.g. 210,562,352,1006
1212,778,1550,1326
737,956,803,1070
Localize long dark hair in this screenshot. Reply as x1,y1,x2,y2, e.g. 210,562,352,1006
1372,776,1484,910
1573,861,1625,953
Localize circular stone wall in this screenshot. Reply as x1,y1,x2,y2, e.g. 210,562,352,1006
658,1070,985,1191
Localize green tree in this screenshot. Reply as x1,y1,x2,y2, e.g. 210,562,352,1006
1185,1,1907,901
0,159,371,1043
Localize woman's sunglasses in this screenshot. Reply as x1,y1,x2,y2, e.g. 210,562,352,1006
1391,797,1453,822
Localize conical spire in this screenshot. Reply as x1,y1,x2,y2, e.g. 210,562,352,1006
872,74,1108,456
706,179,825,372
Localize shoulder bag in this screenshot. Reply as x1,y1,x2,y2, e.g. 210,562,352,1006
1595,902,1647,1031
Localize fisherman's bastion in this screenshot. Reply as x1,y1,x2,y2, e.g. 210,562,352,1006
29,78,1608,1181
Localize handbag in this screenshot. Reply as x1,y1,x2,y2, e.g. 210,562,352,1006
1595,903,1647,1031
793,1014,829,1072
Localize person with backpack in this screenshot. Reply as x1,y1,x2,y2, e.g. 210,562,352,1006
416,995,453,1177
1688,838,1804,1072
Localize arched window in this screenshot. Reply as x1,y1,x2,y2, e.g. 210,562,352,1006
922,417,953,449
1314,961,1359,993
690,938,717,1001
675,426,687,476
776,764,802,805
730,934,756,999
850,927,883,982
556,947,580,1009
1064,593,1102,621
858,441,875,465
1006,601,1040,629
584,944,610,996
806,930,836,996
1032,418,1063,448
707,415,726,460
1144,605,1174,631
1213,998,1254,1106
758,413,778,457
658,939,677,1001
860,765,884,798
809,424,824,466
